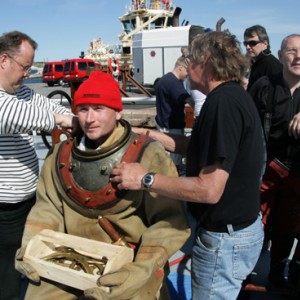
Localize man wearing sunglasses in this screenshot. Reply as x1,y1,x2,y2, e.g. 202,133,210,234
244,25,282,90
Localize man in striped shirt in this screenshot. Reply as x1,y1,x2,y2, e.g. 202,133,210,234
0,31,75,300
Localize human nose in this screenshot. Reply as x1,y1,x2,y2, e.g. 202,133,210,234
86,109,95,123
245,44,253,51
23,69,31,78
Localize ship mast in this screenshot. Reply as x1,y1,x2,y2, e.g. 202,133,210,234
150,0,161,10
131,0,169,10
132,0,146,10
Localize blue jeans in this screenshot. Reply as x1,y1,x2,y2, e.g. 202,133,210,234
191,216,264,300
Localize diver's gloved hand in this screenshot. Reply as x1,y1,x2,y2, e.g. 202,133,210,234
84,246,168,300
15,247,40,282
84,286,109,300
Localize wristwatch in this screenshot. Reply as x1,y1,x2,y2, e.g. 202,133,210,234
141,172,156,191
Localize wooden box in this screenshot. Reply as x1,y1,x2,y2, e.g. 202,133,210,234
23,229,134,290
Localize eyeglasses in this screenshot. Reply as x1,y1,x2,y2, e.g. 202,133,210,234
7,54,31,73
243,40,261,47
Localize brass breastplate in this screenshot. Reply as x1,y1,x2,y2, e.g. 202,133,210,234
56,120,152,210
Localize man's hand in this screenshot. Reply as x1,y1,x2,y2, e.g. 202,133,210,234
55,114,80,135
15,247,40,282
110,162,147,191
289,112,300,139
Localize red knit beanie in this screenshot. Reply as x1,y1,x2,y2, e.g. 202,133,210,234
74,71,122,110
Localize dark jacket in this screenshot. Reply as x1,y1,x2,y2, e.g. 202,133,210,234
249,73,300,176
247,49,282,91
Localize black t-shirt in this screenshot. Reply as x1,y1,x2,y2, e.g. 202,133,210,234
155,72,190,129
187,82,264,226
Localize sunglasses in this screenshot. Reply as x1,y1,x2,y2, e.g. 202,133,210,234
243,40,261,47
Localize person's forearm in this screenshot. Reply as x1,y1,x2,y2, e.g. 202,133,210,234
150,170,226,204
132,127,189,155
111,161,228,204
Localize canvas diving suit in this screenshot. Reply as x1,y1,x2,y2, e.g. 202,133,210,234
20,120,190,300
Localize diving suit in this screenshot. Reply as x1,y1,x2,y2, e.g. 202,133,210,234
18,120,190,300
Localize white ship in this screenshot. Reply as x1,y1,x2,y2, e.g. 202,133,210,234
85,0,180,66
29,66,43,78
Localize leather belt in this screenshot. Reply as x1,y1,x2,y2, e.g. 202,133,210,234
201,218,256,233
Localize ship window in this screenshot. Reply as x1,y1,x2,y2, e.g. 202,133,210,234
155,18,165,28
122,21,131,34
123,47,131,54
131,19,136,30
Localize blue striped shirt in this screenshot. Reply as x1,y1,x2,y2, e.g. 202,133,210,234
0,84,71,203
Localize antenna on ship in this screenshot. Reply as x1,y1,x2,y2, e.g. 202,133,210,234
150,0,161,10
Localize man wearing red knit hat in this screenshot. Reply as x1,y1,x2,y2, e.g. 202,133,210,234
16,71,190,300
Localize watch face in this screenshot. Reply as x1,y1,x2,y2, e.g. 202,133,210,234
143,173,155,188
144,174,153,185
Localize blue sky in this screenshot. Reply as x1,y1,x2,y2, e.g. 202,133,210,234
2,0,300,62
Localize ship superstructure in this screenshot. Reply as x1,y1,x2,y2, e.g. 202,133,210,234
85,0,179,65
